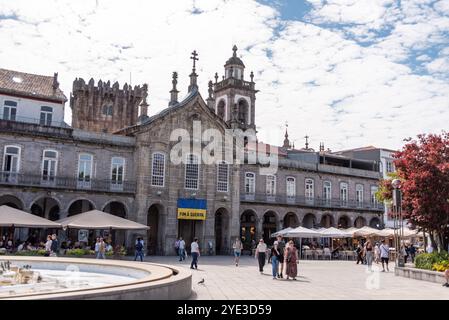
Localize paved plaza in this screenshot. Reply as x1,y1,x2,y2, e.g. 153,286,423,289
135,256,448,300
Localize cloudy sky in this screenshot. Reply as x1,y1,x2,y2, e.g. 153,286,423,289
1,0,448,151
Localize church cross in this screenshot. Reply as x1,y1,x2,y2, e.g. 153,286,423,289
191,50,199,70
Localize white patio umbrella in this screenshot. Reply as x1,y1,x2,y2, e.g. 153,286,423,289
271,227,293,238
284,226,321,238
319,227,353,238
284,226,321,259
374,228,395,237
318,227,353,251
353,226,380,237
57,210,149,230
0,205,61,228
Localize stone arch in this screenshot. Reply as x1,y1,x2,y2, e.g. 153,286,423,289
216,99,226,120
67,198,95,216
354,216,367,228
302,213,316,229
283,212,299,228
102,201,128,218
262,210,278,245
240,209,257,251
215,207,230,255
0,194,24,209
369,217,382,229
30,197,61,221
237,98,249,124
103,201,128,246
320,214,335,228
28,194,62,213
147,203,164,255
337,215,351,229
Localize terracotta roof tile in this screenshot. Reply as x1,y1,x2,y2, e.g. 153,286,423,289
0,68,67,102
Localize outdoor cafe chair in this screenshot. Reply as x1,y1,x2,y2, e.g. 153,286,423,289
304,249,314,260
315,249,324,260
323,248,332,260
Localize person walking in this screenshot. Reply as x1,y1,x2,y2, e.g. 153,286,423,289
276,235,286,278
285,240,298,280
190,238,200,270
178,237,186,261
97,237,106,259
356,242,364,265
374,242,380,264
94,237,100,257
44,235,52,257
134,237,144,262
364,240,374,271
233,238,243,266
255,239,267,274
403,244,410,264
409,244,416,263
50,234,59,257
379,239,390,272
270,241,281,280
174,238,180,256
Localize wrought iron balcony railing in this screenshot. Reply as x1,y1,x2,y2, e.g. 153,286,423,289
0,172,136,194
240,193,384,212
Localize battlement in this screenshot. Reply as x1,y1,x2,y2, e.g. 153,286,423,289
72,78,147,98
70,77,148,134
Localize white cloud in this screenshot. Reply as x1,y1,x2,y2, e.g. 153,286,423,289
0,0,448,151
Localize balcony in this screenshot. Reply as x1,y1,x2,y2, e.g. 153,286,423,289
240,193,384,212
0,172,136,194
214,78,255,91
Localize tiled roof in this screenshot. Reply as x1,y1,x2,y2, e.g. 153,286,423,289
0,68,67,102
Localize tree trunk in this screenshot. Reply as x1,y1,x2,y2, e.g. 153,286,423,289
429,230,437,251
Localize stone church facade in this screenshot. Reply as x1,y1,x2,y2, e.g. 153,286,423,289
0,47,384,255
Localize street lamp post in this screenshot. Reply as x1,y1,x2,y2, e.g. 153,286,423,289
392,179,404,267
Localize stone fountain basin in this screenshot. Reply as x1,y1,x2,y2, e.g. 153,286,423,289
0,256,191,300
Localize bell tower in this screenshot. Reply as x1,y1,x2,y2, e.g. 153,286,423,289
213,45,257,130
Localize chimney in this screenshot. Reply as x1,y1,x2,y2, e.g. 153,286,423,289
52,72,59,90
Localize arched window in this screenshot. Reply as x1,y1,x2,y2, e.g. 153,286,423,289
151,153,166,187
238,99,249,125
2,145,21,183
305,178,314,199
266,175,276,196
245,172,255,194
42,150,58,183
185,154,199,190
102,104,113,116
323,181,332,203
340,182,348,205
216,100,226,120
286,177,296,198
111,157,125,190
356,184,364,207
217,161,229,192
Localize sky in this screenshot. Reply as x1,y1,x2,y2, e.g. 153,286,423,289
0,0,448,151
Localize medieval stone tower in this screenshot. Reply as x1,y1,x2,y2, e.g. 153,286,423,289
70,78,147,133
212,45,257,131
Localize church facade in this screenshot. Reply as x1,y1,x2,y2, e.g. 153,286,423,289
0,47,384,255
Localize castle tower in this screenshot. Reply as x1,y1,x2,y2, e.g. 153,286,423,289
70,78,147,133
213,45,258,130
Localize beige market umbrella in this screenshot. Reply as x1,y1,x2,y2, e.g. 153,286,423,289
57,210,149,230
353,226,381,237
0,205,61,228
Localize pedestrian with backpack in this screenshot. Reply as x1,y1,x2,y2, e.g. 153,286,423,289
134,237,144,262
